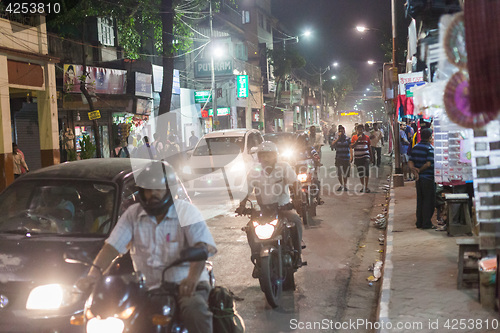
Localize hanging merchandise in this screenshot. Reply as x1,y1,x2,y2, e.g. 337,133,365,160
463,0,500,127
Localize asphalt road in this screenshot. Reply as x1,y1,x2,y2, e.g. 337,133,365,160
191,146,385,332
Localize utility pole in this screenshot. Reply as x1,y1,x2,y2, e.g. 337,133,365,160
210,1,218,131
319,67,323,122
392,0,401,173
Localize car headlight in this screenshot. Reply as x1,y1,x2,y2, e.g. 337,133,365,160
182,165,192,174
230,161,246,173
26,284,80,310
281,149,293,159
253,219,278,240
87,317,124,333
297,173,308,182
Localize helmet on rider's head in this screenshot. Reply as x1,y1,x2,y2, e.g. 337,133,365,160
256,141,279,155
136,161,175,216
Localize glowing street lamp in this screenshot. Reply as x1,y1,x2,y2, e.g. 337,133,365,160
333,62,339,67
367,60,375,65
331,75,337,80
356,26,367,32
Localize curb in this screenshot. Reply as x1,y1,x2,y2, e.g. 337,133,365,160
377,171,395,333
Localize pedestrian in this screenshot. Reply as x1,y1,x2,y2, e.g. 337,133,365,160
322,124,328,144
351,123,359,137
370,123,384,168
309,125,324,160
112,138,130,158
136,136,158,160
331,125,350,191
189,131,199,149
364,123,371,137
350,124,372,193
400,123,411,180
151,133,164,154
408,128,435,229
12,143,29,179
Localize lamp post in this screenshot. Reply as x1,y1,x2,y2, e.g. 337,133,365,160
209,1,217,130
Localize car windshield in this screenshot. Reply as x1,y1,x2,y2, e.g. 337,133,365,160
0,180,117,236
193,137,244,156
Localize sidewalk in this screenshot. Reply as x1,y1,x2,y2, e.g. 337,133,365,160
378,181,499,333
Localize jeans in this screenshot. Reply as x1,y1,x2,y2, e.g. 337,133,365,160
371,147,382,167
416,178,436,228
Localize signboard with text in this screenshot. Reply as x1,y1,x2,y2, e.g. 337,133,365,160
194,91,212,103
398,72,424,96
201,107,230,117
135,72,152,98
237,75,249,98
195,60,233,77
88,110,101,120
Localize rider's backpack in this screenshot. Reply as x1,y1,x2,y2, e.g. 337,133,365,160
208,286,245,333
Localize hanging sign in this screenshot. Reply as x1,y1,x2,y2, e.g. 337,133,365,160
88,110,101,120
194,91,212,103
237,75,249,98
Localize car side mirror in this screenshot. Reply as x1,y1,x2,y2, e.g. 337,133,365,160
249,147,258,154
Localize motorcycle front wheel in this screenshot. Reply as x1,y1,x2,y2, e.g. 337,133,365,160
259,252,283,308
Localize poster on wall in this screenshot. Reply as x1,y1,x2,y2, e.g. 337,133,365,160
64,64,127,95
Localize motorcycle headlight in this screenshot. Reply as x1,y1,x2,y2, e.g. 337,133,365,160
182,165,192,174
26,284,80,310
281,149,293,159
87,317,124,333
253,219,278,240
297,173,308,182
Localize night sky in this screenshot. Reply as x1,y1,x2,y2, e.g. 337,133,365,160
271,0,406,92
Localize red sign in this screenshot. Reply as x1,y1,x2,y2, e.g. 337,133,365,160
201,109,209,118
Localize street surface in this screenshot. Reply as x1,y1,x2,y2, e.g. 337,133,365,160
191,146,386,332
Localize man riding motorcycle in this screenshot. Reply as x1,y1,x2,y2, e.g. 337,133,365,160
309,126,324,160
78,161,217,333
236,142,304,274
296,133,324,205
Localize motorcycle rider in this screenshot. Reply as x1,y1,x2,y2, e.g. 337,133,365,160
78,161,217,333
295,133,324,205
236,141,304,275
309,125,324,160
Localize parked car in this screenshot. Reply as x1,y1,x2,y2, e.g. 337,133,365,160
0,158,188,333
180,129,263,197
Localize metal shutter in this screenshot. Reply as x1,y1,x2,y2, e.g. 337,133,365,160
14,102,41,171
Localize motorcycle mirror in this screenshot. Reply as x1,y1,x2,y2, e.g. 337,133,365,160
64,250,103,274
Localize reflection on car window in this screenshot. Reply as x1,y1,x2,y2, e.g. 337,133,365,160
0,180,116,236
247,133,263,152
193,137,244,156
120,179,139,217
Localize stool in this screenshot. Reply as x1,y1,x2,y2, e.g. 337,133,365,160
445,193,472,236
456,237,481,289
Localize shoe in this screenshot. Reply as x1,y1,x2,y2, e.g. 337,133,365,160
344,187,348,192
252,266,260,278
337,186,343,192
318,199,325,205
364,188,371,193
435,225,447,231
359,188,364,193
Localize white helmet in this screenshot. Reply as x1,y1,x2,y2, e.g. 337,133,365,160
256,141,279,154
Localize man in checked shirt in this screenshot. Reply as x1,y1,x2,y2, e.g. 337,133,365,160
79,162,217,333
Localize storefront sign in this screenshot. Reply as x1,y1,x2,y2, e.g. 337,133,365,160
252,110,260,122
135,98,152,115
201,107,231,117
195,60,233,78
398,72,424,96
64,64,127,95
135,72,152,98
194,91,212,103
88,110,101,120
405,81,426,97
237,75,248,98
341,112,359,116
152,65,180,94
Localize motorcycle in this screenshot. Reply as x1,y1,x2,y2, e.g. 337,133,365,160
66,247,213,333
292,158,320,226
238,202,303,308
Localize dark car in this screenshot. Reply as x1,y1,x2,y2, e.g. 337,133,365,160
0,159,188,333
263,132,297,162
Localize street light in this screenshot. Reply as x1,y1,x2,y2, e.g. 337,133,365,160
333,62,339,67
356,25,367,32
367,60,375,65
331,75,337,80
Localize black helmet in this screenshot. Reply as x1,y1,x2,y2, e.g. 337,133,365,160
136,161,175,216
296,132,309,146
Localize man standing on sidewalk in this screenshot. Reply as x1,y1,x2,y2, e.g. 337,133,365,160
408,128,435,229
370,123,384,168
350,124,373,193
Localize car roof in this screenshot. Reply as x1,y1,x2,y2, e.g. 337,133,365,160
21,158,154,182
202,128,258,138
